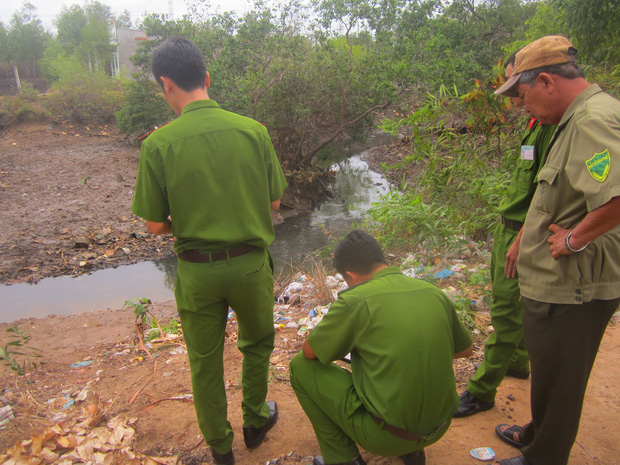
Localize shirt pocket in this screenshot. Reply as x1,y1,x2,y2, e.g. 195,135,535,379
534,165,560,214
515,158,536,193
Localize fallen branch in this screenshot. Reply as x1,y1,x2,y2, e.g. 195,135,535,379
128,360,158,404
178,437,205,453
138,395,194,414
128,320,158,404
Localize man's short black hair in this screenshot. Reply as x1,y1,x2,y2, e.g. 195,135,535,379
333,230,388,276
151,37,207,92
504,51,519,69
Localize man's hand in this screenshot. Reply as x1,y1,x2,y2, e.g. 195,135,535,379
454,344,473,359
302,339,317,359
505,227,523,278
547,224,571,259
146,218,172,235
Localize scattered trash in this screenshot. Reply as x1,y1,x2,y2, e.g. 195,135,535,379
442,286,460,302
278,282,304,303
70,360,93,368
62,398,75,410
433,269,454,279
169,346,188,357
402,268,417,278
470,447,495,461
450,263,467,272
325,276,339,288
286,282,304,294
317,305,329,315
0,404,14,429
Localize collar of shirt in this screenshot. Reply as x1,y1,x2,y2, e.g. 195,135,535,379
557,84,603,130
181,99,221,115
338,266,403,297
371,266,404,280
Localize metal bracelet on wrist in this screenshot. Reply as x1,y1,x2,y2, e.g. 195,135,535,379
565,229,589,253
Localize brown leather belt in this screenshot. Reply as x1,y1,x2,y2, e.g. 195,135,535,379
501,216,523,231
371,414,427,442
178,244,258,263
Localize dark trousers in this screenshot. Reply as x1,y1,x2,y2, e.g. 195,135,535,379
520,297,619,465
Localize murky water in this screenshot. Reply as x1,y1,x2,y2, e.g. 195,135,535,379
0,153,391,323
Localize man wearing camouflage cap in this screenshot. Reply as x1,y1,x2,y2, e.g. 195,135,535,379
492,36,620,465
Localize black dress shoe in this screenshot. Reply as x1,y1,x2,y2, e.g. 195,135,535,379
243,400,278,448
400,449,425,465
453,391,494,417
506,368,530,380
312,455,367,465
211,449,234,465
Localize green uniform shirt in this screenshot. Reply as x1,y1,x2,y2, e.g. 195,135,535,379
518,85,620,304
498,120,556,223
308,267,472,436
131,100,288,253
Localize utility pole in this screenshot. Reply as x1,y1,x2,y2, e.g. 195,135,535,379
169,0,174,20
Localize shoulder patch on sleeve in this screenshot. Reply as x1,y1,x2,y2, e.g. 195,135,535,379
585,149,611,182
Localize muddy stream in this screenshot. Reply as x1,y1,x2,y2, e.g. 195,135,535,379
0,154,390,323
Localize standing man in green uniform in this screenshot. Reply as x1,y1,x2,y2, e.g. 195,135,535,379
491,36,620,465
290,230,473,465
455,55,556,417
131,37,287,465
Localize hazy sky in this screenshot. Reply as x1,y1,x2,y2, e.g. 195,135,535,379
0,0,250,30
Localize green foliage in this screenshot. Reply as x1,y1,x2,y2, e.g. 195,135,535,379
554,0,620,67
54,1,115,71
587,66,620,100
133,3,402,168
116,76,173,135
381,84,460,158
372,79,520,248
125,298,152,324
125,298,177,341
0,326,41,377
46,58,124,124
453,298,477,331
364,188,468,255
0,92,50,127
460,63,512,149
393,0,538,91
147,319,180,341
3,2,50,78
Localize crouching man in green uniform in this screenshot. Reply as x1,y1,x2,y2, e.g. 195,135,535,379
290,230,473,465
131,37,287,465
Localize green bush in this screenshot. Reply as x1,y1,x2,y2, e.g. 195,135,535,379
115,75,173,136
46,57,124,124
370,83,521,249
0,93,50,127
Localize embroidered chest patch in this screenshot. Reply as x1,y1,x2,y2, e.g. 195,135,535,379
585,149,611,182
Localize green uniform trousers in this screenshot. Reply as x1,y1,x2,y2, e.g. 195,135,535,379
467,222,529,402
175,248,275,454
520,297,619,465
289,353,449,464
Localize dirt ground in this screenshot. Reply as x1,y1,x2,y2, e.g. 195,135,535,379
1,122,620,465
